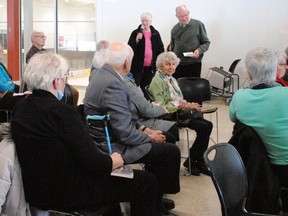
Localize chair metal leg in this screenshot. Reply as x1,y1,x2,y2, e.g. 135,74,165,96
30,207,50,216
183,127,191,177
0,110,10,122
206,110,219,144
216,110,219,143
119,203,129,216
5,110,10,122
178,127,194,176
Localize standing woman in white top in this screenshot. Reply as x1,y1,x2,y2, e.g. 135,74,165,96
128,12,164,100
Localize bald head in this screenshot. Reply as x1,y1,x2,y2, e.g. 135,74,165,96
105,42,134,76
31,31,46,49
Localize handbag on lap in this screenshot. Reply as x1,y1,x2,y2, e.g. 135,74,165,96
175,108,203,125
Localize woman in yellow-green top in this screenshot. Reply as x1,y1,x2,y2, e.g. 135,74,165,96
149,51,212,176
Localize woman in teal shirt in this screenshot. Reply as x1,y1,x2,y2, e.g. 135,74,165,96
229,48,288,209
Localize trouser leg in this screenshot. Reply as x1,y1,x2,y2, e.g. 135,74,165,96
173,62,202,79
132,71,142,86
140,66,155,100
162,131,176,144
167,123,180,141
134,142,180,195
187,118,213,161
128,170,159,216
86,170,159,216
271,164,288,212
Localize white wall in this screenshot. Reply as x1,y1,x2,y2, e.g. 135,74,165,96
97,0,288,86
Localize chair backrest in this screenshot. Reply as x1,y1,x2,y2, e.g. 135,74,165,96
203,143,247,216
228,59,241,74
144,85,154,102
177,77,211,105
62,84,79,107
229,121,281,214
0,110,11,123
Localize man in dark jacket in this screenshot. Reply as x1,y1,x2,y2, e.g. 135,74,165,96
11,52,159,216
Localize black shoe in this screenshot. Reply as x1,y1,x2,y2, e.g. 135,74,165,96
196,160,211,176
162,198,175,210
183,158,189,168
160,205,171,215
159,205,178,216
189,165,201,176
183,158,200,176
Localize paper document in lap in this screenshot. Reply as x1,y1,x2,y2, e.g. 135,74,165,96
111,165,134,178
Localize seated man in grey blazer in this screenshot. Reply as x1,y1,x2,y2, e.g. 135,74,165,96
84,42,180,215
124,74,179,144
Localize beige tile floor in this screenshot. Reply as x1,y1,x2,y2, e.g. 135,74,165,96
73,78,235,216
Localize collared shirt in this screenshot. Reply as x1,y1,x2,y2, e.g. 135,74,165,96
179,23,186,27
114,70,124,80
25,45,47,64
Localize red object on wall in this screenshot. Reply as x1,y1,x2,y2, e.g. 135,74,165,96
7,0,20,81
59,36,64,48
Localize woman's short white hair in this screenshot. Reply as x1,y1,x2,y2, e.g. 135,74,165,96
156,51,180,69
92,40,110,68
245,47,277,83
141,12,152,20
275,50,287,64
24,52,69,91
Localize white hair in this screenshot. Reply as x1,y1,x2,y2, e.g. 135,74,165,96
245,47,277,84
92,40,110,68
156,51,180,69
141,12,152,20
24,53,69,91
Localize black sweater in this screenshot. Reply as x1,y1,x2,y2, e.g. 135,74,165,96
11,90,112,211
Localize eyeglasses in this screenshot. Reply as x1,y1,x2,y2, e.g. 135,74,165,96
35,35,47,39
279,63,288,68
176,13,189,19
65,71,72,78
55,71,70,83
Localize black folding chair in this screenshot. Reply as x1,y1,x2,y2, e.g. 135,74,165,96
203,143,282,216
